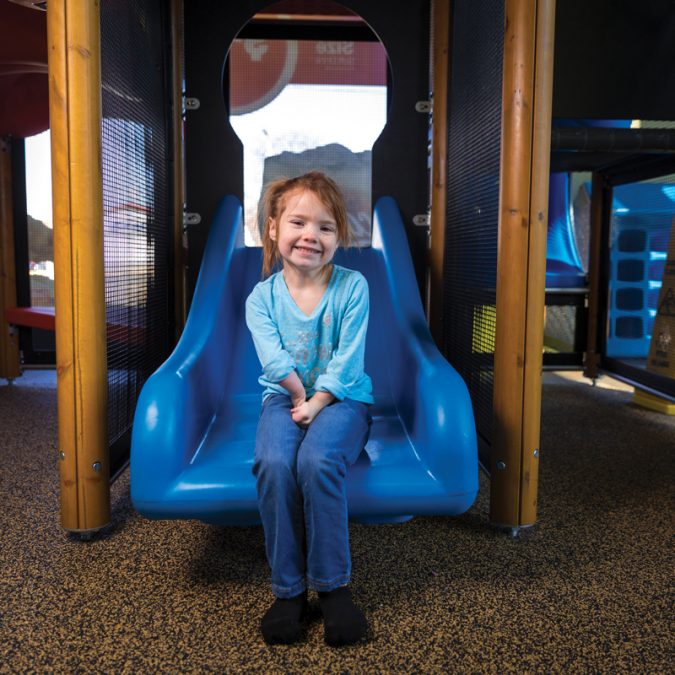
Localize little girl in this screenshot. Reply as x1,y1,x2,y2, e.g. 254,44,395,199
245,172,373,647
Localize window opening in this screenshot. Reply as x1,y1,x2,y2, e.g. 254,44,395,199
25,129,54,307
229,13,388,247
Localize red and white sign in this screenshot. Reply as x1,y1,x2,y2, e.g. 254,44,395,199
230,39,387,115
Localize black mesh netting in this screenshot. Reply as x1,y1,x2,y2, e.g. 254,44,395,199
100,0,172,473
443,0,504,462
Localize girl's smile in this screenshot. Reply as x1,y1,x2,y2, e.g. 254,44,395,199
294,245,321,255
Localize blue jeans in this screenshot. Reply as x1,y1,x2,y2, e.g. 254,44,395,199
253,394,371,598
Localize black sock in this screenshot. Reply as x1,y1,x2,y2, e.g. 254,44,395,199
260,591,308,645
318,586,368,647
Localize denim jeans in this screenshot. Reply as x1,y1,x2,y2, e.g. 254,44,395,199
253,394,371,598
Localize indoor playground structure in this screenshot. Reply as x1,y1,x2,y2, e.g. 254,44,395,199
545,115,675,372
1,0,674,544
131,196,478,524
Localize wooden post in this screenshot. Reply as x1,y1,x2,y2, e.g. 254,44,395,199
0,137,21,382
429,0,450,344
48,0,110,533
491,0,556,528
171,0,187,339
519,0,556,525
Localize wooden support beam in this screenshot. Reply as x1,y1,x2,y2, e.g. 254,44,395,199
429,0,450,344
584,172,611,380
0,137,21,382
48,0,109,533
520,0,556,526
491,0,556,528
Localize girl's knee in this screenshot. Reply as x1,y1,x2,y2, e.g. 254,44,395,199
254,447,296,478
296,443,344,484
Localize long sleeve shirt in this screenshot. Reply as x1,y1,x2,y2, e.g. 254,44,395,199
245,264,374,404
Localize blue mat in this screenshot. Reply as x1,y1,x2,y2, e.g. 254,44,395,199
131,196,478,525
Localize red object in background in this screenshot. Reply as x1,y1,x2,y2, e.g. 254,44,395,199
1,2,384,133
230,39,387,115
0,2,49,137
230,40,297,115
5,306,55,332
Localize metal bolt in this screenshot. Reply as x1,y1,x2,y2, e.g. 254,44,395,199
533,449,540,458
183,212,202,226
496,460,507,471
92,462,102,472
59,451,65,460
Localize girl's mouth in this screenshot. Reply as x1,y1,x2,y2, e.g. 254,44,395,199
295,246,320,254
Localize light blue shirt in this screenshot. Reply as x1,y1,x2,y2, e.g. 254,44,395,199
245,265,374,404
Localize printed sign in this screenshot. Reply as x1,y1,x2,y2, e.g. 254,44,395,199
230,39,387,115
646,215,675,378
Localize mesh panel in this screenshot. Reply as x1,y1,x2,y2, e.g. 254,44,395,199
545,305,577,352
100,0,172,462
443,0,504,454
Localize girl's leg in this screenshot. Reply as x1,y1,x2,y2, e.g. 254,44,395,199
296,398,371,645
253,394,307,599
296,398,371,592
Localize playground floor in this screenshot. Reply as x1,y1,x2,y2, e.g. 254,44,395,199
0,369,672,672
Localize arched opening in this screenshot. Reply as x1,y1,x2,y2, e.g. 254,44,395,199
227,0,389,246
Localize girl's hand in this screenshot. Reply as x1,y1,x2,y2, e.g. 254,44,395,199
291,401,315,427
290,391,335,428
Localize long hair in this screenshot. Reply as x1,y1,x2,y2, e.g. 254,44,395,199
259,171,351,278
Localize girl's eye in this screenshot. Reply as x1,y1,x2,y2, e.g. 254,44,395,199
290,220,304,227
321,225,336,233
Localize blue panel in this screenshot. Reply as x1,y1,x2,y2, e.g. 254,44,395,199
607,183,675,358
130,196,479,525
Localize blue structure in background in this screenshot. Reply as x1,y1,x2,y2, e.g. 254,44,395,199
131,196,479,525
546,119,674,359
546,119,632,291
607,183,674,358
546,173,674,358
546,172,587,289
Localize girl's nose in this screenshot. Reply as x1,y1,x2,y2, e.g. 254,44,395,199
302,224,320,240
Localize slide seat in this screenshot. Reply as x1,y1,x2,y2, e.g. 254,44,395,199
131,196,479,525
545,260,587,290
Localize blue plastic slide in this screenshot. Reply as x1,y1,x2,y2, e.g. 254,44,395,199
546,119,634,289
546,172,587,289
130,196,478,525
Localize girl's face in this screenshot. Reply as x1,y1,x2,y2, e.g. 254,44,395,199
270,189,339,276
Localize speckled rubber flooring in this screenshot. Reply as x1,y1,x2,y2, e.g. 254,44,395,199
0,370,672,673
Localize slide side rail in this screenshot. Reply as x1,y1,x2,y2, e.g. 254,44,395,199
372,197,478,494
131,197,244,499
